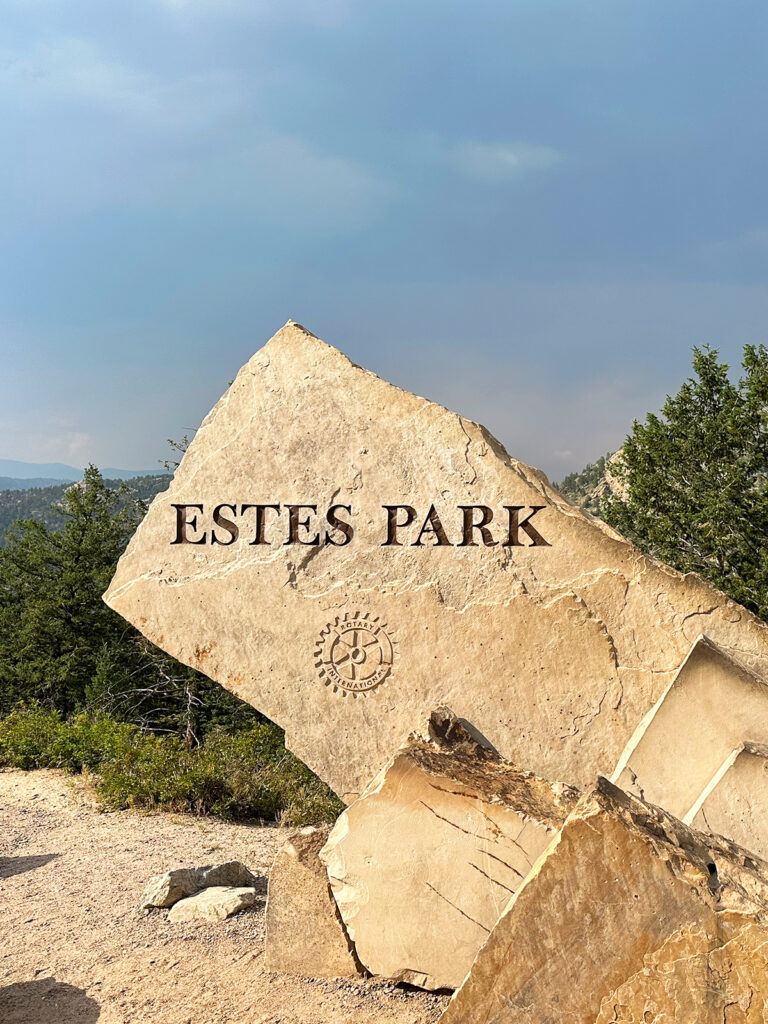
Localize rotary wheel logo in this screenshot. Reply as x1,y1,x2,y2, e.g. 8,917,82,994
315,613,396,696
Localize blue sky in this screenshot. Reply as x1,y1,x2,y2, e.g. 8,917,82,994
2,0,767,478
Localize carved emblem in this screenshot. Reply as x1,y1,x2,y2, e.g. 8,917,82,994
315,613,396,695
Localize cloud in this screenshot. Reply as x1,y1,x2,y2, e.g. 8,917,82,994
158,133,399,234
0,420,94,465
150,0,351,26
450,141,562,183
0,36,249,219
0,37,244,131
0,35,394,233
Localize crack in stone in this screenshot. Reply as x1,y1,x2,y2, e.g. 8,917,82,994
457,418,479,486
418,800,493,840
468,862,517,894
478,848,526,879
424,881,490,933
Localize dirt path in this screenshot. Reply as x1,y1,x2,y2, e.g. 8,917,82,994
0,770,448,1024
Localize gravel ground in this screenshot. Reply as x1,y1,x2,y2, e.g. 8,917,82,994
0,769,448,1024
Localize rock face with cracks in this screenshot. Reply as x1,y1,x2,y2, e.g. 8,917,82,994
320,708,579,990
441,777,768,1024
104,321,768,802
591,916,768,1023
265,825,362,979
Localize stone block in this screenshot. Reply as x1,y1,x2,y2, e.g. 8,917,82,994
265,825,361,979
613,636,768,826
691,742,768,861
441,777,768,1024
320,709,579,990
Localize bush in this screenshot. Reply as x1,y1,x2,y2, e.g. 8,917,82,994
0,704,343,825
0,704,68,770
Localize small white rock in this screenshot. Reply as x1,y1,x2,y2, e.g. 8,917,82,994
168,886,257,923
140,861,258,909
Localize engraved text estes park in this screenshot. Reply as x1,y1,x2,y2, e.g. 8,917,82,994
168,503,551,548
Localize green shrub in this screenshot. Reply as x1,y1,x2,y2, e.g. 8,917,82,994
0,703,67,769
0,704,342,825
53,713,138,772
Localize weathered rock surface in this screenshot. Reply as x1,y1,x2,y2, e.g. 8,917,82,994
265,825,361,979
320,709,579,990
141,860,258,909
592,915,768,1023
613,636,768,824
167,885,257,922
441,777,768,1024
105,321,768,802
691,742,768,862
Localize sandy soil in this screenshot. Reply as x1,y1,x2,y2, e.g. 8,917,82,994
0,769,448,1024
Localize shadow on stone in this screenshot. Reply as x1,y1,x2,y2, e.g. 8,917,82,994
0,854,60,879
251,873,268,896
0,979,100,1023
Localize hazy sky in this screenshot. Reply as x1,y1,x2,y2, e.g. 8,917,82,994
2,0,767,478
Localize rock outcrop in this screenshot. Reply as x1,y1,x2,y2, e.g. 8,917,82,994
265,826,362,979
105,322,768,802
441,777,768,1024
320,709,578,990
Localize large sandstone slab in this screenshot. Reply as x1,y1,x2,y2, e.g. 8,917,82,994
441,777,768,1024
320,708,578,990
265,825,361,979
104,321,768,801
691,743,768,861
613,636,768,823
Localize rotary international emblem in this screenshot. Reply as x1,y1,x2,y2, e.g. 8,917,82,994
315,613,396,695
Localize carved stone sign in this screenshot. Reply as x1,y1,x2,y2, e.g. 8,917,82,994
105,321,768,802
168,500,551,549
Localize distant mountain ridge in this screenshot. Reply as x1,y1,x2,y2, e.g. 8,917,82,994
0,472,172,545
0,476,71,490
0,459,165,487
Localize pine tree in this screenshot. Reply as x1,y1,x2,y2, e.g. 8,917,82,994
0,465,261,735
0,467,139,714
603,345,768,620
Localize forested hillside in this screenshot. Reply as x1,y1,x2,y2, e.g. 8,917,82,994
0,473,172,544
0,465,342,823
555,455,612,513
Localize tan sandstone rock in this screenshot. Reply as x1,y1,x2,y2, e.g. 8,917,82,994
613,636,768,828
441,777,768,1024
140,860,258,909
265,825,361,979
320,708,579,990
167,885,257,923
691,743,768,862
104,321,768,802
591,916,768,1023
